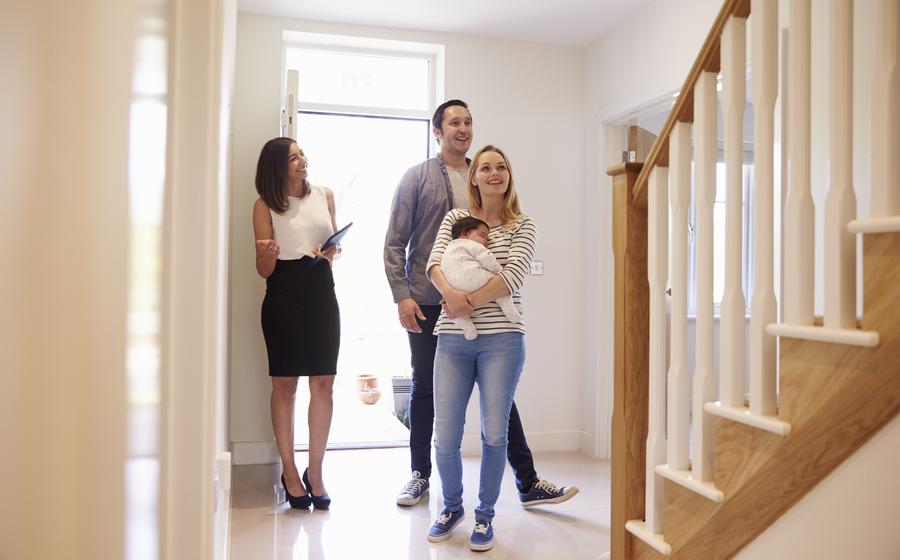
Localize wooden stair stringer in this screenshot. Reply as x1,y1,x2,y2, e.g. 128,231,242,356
630,232,900,560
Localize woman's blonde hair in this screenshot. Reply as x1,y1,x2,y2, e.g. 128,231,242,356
466,145,522,225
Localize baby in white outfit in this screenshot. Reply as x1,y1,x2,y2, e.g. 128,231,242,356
440,216,522,340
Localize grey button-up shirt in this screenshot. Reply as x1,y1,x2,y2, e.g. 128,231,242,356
383,154,467,305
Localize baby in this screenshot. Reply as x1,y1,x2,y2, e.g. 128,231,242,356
440,216,522,340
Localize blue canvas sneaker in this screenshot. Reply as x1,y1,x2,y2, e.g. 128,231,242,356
396,471,429,506
427,507,465,542
468,519,494,551
518,479,579,507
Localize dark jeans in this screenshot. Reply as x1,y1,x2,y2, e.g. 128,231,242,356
407,304,539,492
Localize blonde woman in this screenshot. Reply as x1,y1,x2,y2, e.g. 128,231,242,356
424,145,534,551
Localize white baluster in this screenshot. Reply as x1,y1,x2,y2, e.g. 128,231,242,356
708,1,792,436
871,0,900,218
825,0,857,329
705,0,792,435
749,0,778,416
693,71,717,481
720,16,747,408
660,122,726,500
646,166,669,534
667,122,692,472
784,0,815,325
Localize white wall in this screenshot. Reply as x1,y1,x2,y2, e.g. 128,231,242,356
218,0,238,458
161,0,237,556
3,1,239,557
580,0,723,459
736,415,900,560
585,0,723,121
1,3,132,557
230,13,585,463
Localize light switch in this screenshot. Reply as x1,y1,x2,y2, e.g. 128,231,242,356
530,260,544,276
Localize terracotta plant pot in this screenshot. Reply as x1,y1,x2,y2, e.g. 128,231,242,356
355,374,378,391
358,387,382,405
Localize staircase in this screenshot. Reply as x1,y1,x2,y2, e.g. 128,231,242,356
608,0,900,558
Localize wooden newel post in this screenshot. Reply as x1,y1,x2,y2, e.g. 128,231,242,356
608,163,650,560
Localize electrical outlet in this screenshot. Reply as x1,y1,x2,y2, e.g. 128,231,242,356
530,260,544,276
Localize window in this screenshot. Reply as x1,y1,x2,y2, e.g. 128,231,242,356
615,88,758,318
687,159,754,315
283,31,441,118
285,49,431,111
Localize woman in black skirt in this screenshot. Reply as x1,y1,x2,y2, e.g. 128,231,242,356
252,137,340,509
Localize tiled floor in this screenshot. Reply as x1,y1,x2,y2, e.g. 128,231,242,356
230,448,610,559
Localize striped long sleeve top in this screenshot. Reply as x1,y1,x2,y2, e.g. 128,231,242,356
426,208,537,336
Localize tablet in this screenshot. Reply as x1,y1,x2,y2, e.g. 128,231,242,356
321,222,352,251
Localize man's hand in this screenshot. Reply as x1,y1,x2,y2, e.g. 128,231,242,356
398,298,426,333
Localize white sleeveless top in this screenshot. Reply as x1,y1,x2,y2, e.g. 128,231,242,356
270,185,334,260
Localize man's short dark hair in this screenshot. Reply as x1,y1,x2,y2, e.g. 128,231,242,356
432,99,470,132
451,216,489,240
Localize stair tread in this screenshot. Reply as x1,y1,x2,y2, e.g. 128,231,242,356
704,401,791,435
655,465,724,502
767,323,879,347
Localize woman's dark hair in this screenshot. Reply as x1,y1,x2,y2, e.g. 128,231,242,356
451,216,489,240
255,137,305,214
432,99,470,131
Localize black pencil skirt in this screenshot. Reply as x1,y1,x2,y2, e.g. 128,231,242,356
261,257,340,377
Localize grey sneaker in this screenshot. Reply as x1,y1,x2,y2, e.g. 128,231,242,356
396,471,430,506
427,507,465,542
518,479,579,507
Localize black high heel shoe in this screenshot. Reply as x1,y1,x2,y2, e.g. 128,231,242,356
302,468,331,510
281,474,312,509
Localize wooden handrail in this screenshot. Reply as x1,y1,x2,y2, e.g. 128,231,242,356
631,0,751,206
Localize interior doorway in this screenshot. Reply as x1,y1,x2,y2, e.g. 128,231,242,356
283,34,442,449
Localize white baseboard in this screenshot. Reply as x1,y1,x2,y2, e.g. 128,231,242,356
214,452,232,560
231,441,278,465
461,430,582,455
235,430,591,462
578,430,611,459
579,431,598,458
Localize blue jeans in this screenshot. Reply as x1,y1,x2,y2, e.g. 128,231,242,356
406,305,539,490
433,332,525,522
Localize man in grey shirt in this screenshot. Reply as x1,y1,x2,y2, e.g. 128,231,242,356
383,99,578,508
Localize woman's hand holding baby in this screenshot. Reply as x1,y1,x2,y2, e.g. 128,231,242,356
443,288,474,319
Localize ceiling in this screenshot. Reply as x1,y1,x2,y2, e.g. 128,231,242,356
237,0,654,47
